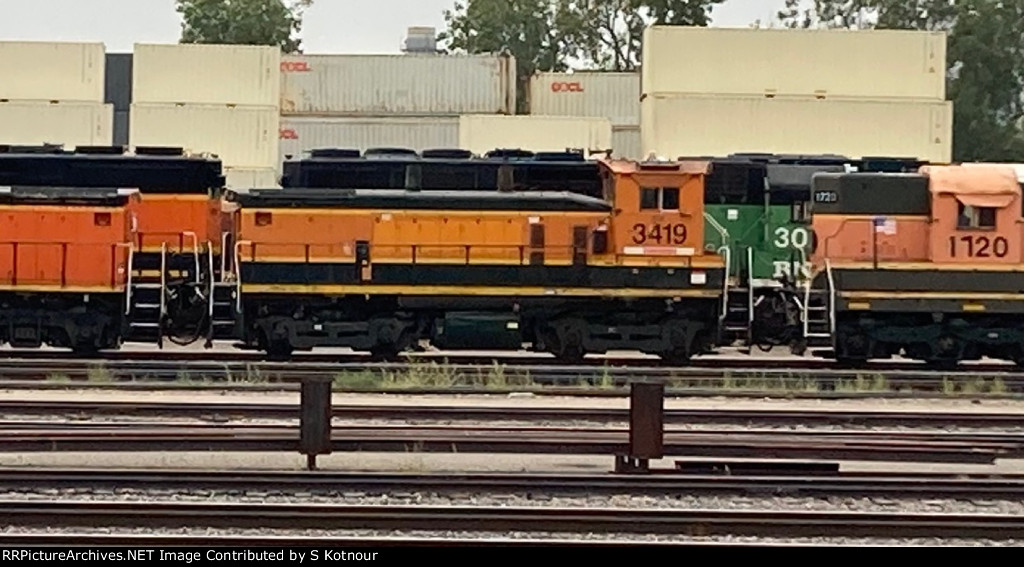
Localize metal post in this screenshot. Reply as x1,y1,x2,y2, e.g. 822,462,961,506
300,376,333,470
615,380,664,473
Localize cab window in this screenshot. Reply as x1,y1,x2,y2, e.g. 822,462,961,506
640,187,680,211
957,202,996,229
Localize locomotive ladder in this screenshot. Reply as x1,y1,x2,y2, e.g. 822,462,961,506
126,242,169,348
802,258,835,340
205,232,240,346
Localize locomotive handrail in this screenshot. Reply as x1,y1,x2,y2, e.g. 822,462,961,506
231,241,705,267
234,240,251,312
207,246,215,322
703,212,730,247
801,270,812,338
825,258,836,337
181,231,200,284
220,231,231,279
746,247,755,328
718,245,731,322
122,243,135,314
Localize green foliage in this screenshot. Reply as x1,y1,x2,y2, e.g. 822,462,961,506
776,0,1024,162
175,0,313,53
440,0,722,111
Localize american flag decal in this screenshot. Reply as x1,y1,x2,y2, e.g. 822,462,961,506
873,217,896,235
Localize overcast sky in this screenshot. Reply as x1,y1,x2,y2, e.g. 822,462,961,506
0,0,786,55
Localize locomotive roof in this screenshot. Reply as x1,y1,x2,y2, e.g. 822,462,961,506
0,186,139,206
226,188,613,212
0,146,224,194
281,149,605,197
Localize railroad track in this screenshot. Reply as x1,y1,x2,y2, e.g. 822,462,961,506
6,468,1024,500
0,358,1022,395
0,422,1012,463
0,399,1022,429
0,534,783,547
2,500,1022,540
3,347,1022,371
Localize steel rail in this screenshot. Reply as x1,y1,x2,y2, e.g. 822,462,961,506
5,468,1024,500
2,501,1022,539
0,533,820,547
0,424,1009,463
0,399,1021,429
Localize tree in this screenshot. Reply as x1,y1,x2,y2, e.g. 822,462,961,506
176,0,313,53
777,0,1024,162
439,0,723,111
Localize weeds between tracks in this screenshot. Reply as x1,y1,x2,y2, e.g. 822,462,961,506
26,359,1017,398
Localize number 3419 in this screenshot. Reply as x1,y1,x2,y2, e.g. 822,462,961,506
631,223,687,245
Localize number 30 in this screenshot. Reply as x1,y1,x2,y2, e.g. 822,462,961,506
774,227,809,249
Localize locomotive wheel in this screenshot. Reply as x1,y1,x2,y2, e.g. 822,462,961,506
790,338,808,357
265,340,293,362
546,319,587,364
369,344,402,362
658,319,695,366
71,344,101,358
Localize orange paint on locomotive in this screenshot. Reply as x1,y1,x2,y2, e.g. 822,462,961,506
234,159,721,271
810,165,1022,268
134,194,219,254
0,194,139,290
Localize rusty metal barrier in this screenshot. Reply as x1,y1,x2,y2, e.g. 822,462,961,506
615,381,665,474
299,376,332,470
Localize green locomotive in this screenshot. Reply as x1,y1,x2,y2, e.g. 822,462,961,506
699,154,928,352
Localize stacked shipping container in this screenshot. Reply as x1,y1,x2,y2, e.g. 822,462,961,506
528,72,640,159
129,43,282,190
639,26,953,163
0,42,113,148
278,51,518,160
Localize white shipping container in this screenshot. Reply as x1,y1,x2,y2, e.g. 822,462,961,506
0,101,112,147
133,43,280,106
612,126,641,160
130,103,279,168
0,41,105,102
640,95,952,164
225,167,281,191
529,72,639,125
280,53,515,115
642,26,947,100
458,115,613,156
280,116,460,161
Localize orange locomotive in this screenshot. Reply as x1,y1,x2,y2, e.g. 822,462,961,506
0,187,140,353
0,146,228,348
223,158,728,362
802,164,1024,366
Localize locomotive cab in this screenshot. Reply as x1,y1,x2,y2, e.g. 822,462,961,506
604,159,707,264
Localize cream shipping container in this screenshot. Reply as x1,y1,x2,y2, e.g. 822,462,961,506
280,116,459,160
130,103,279,168
458,115,613,156
640,95,952,163
132,43,281,107
612,126,641,160
280,54,516,115
224,168,281,191
641,26,947,101
529,72,639,126
0,101,112,147
0,41,105,102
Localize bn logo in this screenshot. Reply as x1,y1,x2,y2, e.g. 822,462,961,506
550,81,584,93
